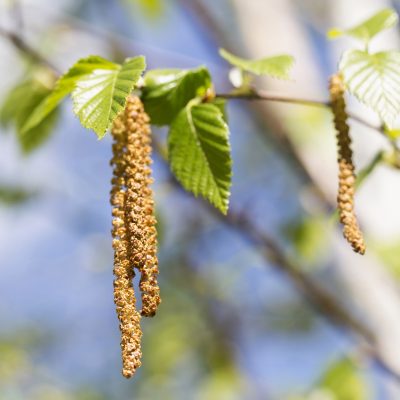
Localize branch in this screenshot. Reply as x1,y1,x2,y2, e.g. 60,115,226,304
217,90,329,108
216,90,393,147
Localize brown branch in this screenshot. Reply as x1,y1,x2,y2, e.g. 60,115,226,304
217,90,392,147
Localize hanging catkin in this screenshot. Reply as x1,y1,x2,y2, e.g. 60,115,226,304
110,114,142,378
329,74,366,255
110,95,161,378
123,96,161,317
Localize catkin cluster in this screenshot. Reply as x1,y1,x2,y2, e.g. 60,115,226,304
329,74,366,255
110,95,160,378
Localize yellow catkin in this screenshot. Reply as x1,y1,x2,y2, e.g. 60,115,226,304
110,95,161,376
329,74,366,255
123,95,161,318
110,116,142,378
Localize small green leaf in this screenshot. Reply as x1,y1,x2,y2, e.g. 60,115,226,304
72,56,146,138
0,185,35,205
141,67,212,126
219,48,294,80
22,55,119,134
328,8,398,43
168,102,232,213
122,0,164,18
1,78,59,153
1,81,32,128
319,358,368,400
384,125,400,139
340,49,400,127
327,28,344,40
285,216,329,266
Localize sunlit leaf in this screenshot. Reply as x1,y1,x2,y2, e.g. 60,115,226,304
168,102,232,213
22,56,117,134
327,28,345,40
72,56,145,138
327,8,398,43
142,67,212,126
384,125,400,139
219,48,294,79
340,49,400,127
122,0,164,18
319,358,368,400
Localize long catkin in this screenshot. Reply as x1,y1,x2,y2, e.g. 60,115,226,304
123,96,161,317
110,95,161,378
329,74,366,255
110,114,142,378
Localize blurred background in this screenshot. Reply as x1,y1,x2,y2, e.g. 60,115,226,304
2,0,400,399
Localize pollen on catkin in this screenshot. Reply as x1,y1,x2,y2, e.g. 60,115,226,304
329,74,366,255
110,95,161,378
110,115,143,378
123,96,161,317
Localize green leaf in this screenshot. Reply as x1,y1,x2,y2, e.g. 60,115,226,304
327,8,398,43
319,358,368,400
210,98,228,123
22,56,120,134
339,49,400,127
72,56,146,138
168,102,232,213
21,107,59,153
285,216,329,266
219,48,294,80
1,81,32,127
0,185,35,205
375,240,400,281
122,0,164,18
141,67,212,126
1,78,59,153
327,28,345,40
384,125,400,139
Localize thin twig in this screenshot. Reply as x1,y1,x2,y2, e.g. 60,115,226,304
0,26,59,74
217,90,329,108
217,90,393,147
